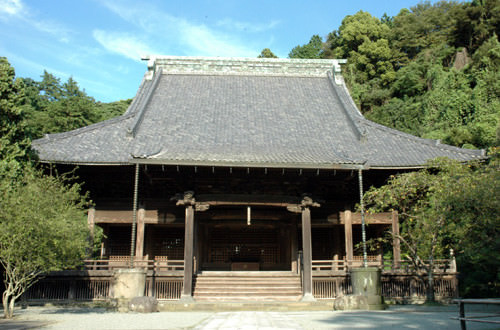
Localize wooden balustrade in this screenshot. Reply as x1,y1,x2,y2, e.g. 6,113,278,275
312,256,456,275
83,258,184,273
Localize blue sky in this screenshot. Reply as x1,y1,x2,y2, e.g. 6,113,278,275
1,0,436,102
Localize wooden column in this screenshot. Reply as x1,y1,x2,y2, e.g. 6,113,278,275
300,196,319,301
344,210,353,267
175,191,209,302
291,219,298,273
87,207,95,258
301,207,313,300
182,204,194,300
135,206,146,260
391,210,400,269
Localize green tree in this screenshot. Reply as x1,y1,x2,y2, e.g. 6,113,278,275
95,99,132,121
324,11,396,111
363,158,500,301
24,74,101,138
1,167,90,318
258,48,278,58
288,35,323,59
0,57,32,180
391,2,460,62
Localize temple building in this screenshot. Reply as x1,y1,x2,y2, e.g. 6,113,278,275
30,56,483,303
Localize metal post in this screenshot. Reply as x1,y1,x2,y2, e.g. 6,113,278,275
130,164,140,268
358,169,368,268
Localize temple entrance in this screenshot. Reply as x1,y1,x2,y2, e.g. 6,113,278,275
199,221,294,271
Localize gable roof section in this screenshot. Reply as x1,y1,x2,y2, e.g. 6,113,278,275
32,56,485,169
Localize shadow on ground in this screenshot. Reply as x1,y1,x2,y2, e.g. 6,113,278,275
0,319,54,329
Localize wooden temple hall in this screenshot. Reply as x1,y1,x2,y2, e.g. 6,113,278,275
31,56,484,303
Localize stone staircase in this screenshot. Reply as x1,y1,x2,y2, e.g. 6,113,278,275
193,271,303,301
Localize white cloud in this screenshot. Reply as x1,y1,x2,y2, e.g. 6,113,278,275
93,30,157,62
216,18,280,33
0,0,71,42
0,0,23,16
32,20,71,43
98,0,267,58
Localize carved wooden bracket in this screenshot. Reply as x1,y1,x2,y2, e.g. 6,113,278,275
286,195,320,213
175,191,196,207
195,203,210,212
174,191,210,211
301,196,320,208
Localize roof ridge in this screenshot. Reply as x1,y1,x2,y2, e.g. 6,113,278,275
146,56,345,77
123,75,152,116
326,71,366,141
360,119,486,157
127,67,163,137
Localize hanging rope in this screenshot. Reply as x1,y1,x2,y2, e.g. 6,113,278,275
130,163,140,268
358,169,368,268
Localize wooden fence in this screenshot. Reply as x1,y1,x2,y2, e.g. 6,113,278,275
83,258,184,273
313,274,458,302
312,257,456,275
23,256,457,303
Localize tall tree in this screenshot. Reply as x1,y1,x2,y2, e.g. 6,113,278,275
0,57,32,180
258,48,278,58
288,35,324,59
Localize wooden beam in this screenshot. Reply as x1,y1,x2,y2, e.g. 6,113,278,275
339,211,393,224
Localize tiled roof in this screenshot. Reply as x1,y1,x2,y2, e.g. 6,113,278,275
32,56,485,169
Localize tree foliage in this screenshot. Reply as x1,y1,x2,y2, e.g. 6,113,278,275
0,58,32,181
363,157,500,300
0,58,104,319
21,71,130,139
290,1,499,149
289,35,324,59
0,167,90,318
258,48,278,58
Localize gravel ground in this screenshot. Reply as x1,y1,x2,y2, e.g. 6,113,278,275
1,305,500,329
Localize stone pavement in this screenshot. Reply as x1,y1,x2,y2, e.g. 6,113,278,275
1,305,500,329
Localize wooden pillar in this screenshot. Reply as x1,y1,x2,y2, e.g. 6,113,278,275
287,197,319,301
87,207,95,258
391,210,400,269
300,196,319,301
101,224,108,258
291,219,298,273
174,191,209,302
135,206,146,260
182,204,194,301
301,207,314,300
344,210,353,267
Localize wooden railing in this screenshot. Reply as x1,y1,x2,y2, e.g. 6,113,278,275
83,257,184,272
312,256,456,275
313,274,458,301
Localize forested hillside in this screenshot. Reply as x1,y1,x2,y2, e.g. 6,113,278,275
286,0,499,149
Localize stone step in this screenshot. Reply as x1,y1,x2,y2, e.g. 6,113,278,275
195,283,301,290
158,301,335,312
193,273,302,302
196,271,298,277
193,295,302,302
194,288,302,294
194,280,301,285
